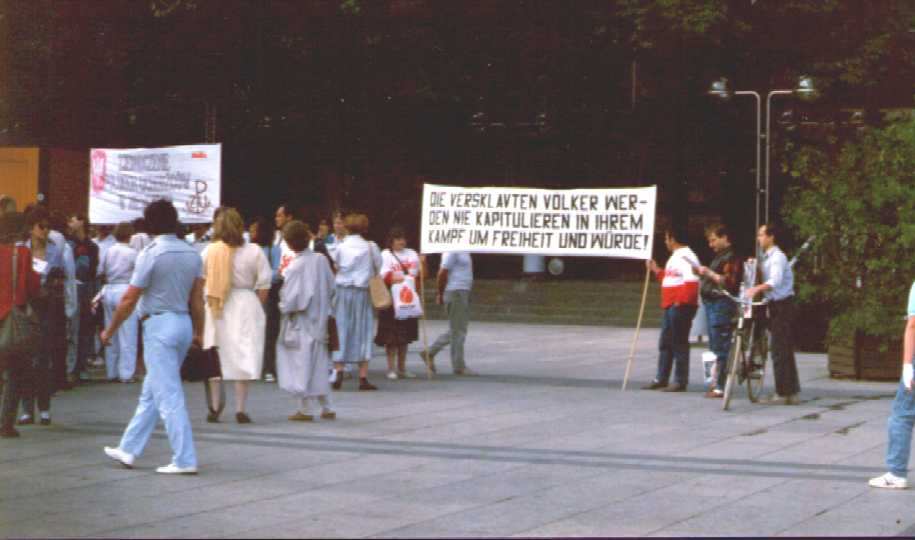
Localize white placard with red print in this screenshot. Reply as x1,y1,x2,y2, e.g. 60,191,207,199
420,184,656,260
88,144,221,224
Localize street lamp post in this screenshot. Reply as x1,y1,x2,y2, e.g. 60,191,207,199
708,76,815,234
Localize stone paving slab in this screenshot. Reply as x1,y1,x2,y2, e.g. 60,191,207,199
0,321,912,538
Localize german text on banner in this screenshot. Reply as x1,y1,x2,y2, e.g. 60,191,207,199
88,144,221,224
420,184,656,260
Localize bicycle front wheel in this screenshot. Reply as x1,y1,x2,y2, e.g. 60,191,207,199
746,322,768,403
722,332,744,411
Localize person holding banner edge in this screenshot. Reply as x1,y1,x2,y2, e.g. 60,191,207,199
642,227,699,392
420,251,477,376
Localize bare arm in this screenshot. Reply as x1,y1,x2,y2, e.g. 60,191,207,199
100,285,143,345
904,316,915,367
257,289,269,304
436,268,449,305
190,278,205,346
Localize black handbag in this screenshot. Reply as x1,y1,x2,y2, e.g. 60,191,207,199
0,248,40,370
180,345,222,382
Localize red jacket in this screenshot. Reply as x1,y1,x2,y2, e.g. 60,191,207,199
0,245,41,320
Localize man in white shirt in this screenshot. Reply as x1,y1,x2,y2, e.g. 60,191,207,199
421,251,476,375
745,223,800,404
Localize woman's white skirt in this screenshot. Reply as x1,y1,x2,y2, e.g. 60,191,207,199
203,288,265,380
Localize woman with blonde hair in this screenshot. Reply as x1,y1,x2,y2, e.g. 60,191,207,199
200,207,272,423
331,212,382,390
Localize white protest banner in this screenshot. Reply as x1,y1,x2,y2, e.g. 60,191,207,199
420,184,656,260
88,144,221,224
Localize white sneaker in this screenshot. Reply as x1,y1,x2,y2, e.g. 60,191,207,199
328,370,338,383
398,370,417,379
386,371,398,380
869,472,908,489
156,463,198,475
103,446,135,469
264,373,276,383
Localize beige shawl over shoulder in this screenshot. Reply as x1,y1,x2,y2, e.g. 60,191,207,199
205,240,235,319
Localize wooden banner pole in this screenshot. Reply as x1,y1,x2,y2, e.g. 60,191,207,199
621,265,652,391
418,256,433,380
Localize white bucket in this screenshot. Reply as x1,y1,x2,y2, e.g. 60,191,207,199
702,350,718,386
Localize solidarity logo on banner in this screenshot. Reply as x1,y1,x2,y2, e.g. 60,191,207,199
420,184,656,260
87,144,221,225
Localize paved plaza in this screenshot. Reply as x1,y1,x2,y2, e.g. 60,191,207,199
0,321,912,538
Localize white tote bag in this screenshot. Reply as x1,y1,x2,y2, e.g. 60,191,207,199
392,275,423,320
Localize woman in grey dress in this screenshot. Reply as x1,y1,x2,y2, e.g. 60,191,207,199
276,221,336,420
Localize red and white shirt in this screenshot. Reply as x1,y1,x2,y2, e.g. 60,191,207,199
655,246,699,308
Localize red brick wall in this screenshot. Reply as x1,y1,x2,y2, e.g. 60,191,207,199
46,148,89,217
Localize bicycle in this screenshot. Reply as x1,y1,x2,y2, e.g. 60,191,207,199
718,285,769,411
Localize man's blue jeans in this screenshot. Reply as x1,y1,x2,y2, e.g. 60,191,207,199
118,312,197,468
886,378,915,478
704,297,736,391
655,304,697,386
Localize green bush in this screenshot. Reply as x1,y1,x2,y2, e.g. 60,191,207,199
785,113,915,345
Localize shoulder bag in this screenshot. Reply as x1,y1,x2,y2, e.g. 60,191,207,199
0,248,41,369
368,243,392,309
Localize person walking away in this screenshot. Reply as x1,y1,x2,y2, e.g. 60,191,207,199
276,221,336,421
696,224,742,398
642,227,700,392
101,199,204,474
376,227,421,380
869,280,915,489
98,222,139,383
264,203,296,383
419,251,477,376
330,213,382,390
744,223,800,404
0,212,41,437
17,207,66,426
200,208,271,423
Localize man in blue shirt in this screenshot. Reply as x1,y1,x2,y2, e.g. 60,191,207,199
100,200,205,475
744,223,800,404
869,282,915,489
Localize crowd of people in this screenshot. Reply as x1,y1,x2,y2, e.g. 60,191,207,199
4,194,915,489
0,196,476,459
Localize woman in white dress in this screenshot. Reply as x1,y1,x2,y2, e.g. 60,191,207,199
201,208,272,423
276,221,336,421
374,227,421,380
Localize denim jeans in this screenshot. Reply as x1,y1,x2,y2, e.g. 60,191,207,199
655,304,697,386
704,297,735,391
886,378,915,478
118,312,196,468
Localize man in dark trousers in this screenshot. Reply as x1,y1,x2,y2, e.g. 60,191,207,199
744,223,800,405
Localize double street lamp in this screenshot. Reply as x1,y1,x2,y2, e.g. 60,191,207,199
708,76,816,234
